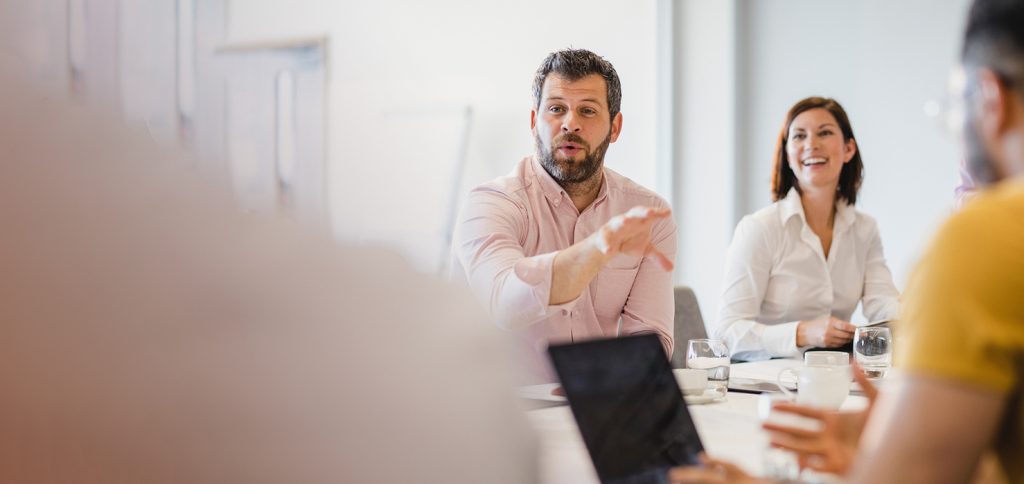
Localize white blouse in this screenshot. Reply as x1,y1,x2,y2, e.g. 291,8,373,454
714,189,901,361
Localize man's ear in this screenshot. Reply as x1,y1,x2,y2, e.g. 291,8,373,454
976,68,1010,138
530,109,537,132
609,112,623,143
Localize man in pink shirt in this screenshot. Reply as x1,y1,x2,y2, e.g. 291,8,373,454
453,49,678,382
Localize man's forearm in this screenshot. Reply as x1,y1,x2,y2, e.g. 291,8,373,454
549,235,610,305
548,207,672,305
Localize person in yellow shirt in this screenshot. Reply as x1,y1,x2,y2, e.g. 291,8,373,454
669,0,1024,482
833,0,1024,479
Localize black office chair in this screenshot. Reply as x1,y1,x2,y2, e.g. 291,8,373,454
670,286,708,368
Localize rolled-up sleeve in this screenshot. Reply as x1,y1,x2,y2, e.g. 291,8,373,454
453,188,580,330
715,217,801,360
619,208,677,356
860,216,901,323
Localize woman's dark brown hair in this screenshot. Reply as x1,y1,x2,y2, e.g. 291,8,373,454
771,96,863,204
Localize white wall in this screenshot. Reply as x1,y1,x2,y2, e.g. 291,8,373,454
228,0,662,273
672,0,741,334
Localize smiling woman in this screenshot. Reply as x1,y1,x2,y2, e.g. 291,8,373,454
712,96,901,361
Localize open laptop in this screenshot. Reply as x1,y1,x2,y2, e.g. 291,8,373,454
547,334,704,484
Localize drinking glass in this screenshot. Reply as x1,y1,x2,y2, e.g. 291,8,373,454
686,339,730,396
758,392,800,480
854,327,892,379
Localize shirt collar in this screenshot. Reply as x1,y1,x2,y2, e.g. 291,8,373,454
530,155,609,209
777,187,856,230
778,187,805,224
834,197,856,231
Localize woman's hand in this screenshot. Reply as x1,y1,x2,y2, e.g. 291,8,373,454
796,316,856,348
761,363,879,474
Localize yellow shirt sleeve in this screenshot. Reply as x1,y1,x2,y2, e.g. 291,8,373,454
898,183,1024,393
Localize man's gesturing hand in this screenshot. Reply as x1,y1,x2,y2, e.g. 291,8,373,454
592,206,673,271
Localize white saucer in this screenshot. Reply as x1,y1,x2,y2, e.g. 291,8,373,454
684,389,727,405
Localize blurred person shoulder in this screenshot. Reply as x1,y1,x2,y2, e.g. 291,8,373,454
929,178,1024,261
901,178,1024,342
0,71,537,484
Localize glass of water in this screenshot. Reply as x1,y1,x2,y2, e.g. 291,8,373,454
686,339,730,396
854,327,892,378
758,392,800,480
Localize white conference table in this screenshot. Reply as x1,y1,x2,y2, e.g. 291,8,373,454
523,358,869,484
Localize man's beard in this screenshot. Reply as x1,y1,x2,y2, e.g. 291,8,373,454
964,109,1001,185
535,130,611,186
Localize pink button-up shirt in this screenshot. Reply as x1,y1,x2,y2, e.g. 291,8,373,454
453,156,677,381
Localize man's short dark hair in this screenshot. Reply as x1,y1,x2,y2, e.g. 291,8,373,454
962,0,1024,93
532,49,622,119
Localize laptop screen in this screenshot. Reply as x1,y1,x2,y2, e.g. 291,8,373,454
548,334,704,483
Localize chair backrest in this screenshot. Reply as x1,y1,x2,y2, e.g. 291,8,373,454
670,286,707,368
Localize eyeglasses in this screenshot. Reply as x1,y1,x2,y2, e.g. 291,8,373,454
924,66,969,138
930,66,1023,137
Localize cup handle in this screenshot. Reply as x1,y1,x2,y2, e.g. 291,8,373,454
777,367,798,399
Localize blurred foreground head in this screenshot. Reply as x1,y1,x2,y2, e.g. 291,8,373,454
961,0,1024,183
0,71,535,483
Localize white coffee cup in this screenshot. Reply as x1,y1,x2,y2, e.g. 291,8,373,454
804,351,850,367
777,365,851,410
673,368,709,396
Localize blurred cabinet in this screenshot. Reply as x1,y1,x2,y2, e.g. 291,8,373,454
217,39,327,222
119,0,179,144
69,0,120,108
12,0,328,225
10,2,71,94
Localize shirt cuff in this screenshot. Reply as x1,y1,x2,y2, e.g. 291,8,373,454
762,321,802,358
512,251,581,316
